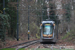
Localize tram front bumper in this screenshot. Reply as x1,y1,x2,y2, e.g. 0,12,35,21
40,37,55,42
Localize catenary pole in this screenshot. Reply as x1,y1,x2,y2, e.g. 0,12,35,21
3,0,5,14
17,0,19,41
3,0,5,41
28,0,30,40
28,6,30,40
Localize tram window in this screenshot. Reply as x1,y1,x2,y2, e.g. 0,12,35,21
43,24,53,35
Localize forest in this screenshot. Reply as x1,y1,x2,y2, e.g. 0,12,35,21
0,0,75,49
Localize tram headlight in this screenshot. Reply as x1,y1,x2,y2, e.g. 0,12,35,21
53,24,55,26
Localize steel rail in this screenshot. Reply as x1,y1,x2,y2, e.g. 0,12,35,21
16,40,39,50
5,40,39,48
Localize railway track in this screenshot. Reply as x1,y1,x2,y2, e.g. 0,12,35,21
4,40,74,50
16,40,39,50
28,42,74,50
5,40,39,50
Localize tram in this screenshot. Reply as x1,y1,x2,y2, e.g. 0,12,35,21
40,20,57,42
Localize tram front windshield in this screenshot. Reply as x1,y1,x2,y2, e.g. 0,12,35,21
43,24,53,35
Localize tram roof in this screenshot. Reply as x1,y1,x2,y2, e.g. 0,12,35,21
42,21,55,24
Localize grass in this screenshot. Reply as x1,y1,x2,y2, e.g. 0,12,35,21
0,48,15,50
31,48,74,50
18,48,25,50
0,48,25,50
62,49,74,50
0,48,74,50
